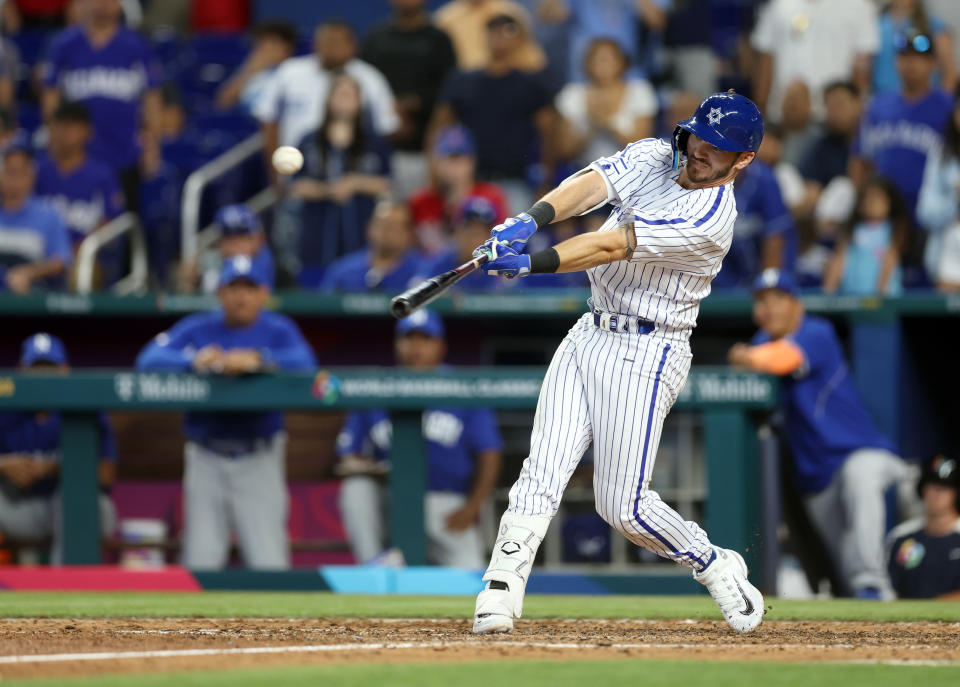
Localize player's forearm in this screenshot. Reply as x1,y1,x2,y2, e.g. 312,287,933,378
539,170,608,224
135,343,194,371
550,224,632,272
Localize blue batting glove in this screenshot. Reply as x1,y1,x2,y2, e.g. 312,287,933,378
483,242,531,278
491,213,538,253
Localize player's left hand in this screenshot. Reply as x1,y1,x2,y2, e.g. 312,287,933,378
221,349,263,374
483,242,531,278
473,213,538,260
445,504,480,531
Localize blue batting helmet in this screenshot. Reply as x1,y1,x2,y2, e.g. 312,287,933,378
673,91,764,156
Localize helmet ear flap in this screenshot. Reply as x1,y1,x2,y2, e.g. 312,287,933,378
672,127,690,155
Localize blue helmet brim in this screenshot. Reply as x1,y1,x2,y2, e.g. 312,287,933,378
676,119,754,153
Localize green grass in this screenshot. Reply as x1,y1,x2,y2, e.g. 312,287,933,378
1,592,959,622
4,660,960,687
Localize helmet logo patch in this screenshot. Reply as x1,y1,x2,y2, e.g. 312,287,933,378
708,107,730,127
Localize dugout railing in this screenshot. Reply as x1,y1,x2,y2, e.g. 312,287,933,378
0,367,777,589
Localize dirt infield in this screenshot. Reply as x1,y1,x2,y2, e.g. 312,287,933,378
1,618,958,680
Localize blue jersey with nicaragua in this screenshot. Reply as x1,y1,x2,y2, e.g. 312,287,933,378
337,407,503,493
41,26,164,171
35,155,124,245
752,314,895,494
854,89,953,217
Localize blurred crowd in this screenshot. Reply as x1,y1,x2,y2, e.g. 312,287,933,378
4,0,960,294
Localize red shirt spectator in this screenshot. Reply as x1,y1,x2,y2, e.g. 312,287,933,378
409,125,507,254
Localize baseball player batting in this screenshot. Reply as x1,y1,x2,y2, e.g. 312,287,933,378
472,92,766,635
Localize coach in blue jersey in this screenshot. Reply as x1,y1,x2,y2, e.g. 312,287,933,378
335,310,503,567
40,0,163,209
321,202,421,293
886,455,960,599
0,333,117,563
136,255,317,569
728,268,911,598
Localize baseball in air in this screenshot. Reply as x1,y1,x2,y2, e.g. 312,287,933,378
271,146,303,174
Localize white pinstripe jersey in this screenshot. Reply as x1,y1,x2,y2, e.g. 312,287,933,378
584,138,738,332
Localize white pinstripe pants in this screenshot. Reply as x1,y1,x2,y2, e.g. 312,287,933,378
507,313,715,570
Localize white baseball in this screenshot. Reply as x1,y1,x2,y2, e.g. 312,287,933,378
272,146,303,174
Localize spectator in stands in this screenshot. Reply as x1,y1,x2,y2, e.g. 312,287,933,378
852,29,953,285
535,0,669,84
40,0,164,212
917,94,960,291
409,125,507,254
874,0,956,97
887,454,960,599
289,74,392,288
728,268,912,599
215,20,297,114
321,201,421,293
136,255,317,570
0,142,71,293
435,0,545,73
823,177,907,296
416,195,508,292
361,0,457,199
797,82,863,220
254,20,399,162
713,156,797,289
336,309,503,566
751,0,878,124
852,30,953,220
0,333,116,563
554,38,657,171
35,102,124,285
431,12,556,214
178,204,275,294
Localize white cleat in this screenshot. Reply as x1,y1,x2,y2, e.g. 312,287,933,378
473,581,516,634
693,547,764,633
473,612,514,634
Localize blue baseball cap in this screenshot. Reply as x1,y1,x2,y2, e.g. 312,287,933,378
457,195,497,225
215,204,262,236
433,125,475,157
20,332,67,366
218,254,269,288
752,268,798,296
396,309,445,339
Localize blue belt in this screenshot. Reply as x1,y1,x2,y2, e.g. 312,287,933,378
195,436,276,458
592,310,656,335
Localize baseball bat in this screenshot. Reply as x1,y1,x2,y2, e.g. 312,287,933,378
390,252,490,318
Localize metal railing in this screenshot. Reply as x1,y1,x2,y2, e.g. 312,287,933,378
180,132,268,261
75,212,149,295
